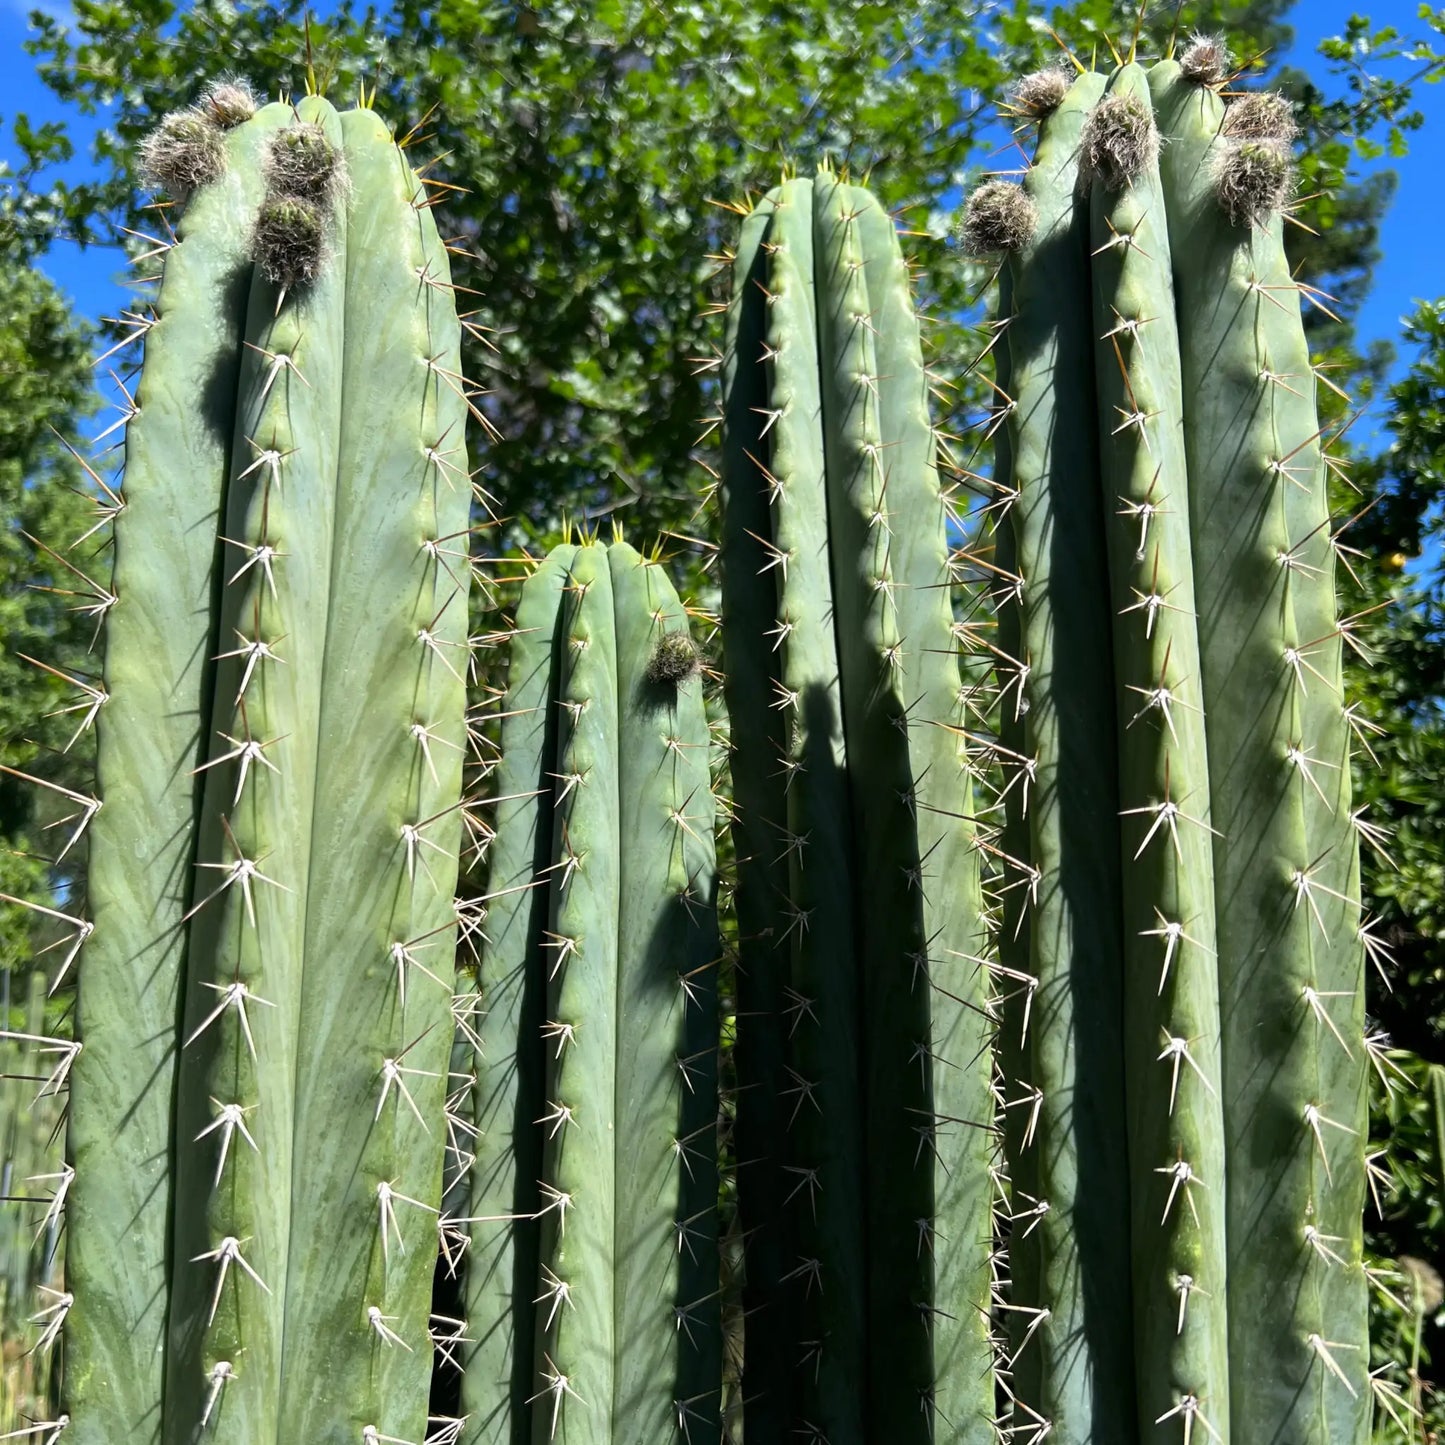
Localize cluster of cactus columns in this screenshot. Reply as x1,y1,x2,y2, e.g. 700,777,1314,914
0,34,1395,1445
965,37,1371,1445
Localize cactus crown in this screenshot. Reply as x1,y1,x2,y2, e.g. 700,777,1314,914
1213,137,1294,226
1081,91,1158,190
960,179,1038,256
1012,67,1071,119
1179,31,1230,85
1223,90,1298,143
136,108,227,200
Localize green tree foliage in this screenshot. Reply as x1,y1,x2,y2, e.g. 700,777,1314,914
1350,308,1445,1049
14,0,1365,540
1322,301,1445,1430
0,242,96,973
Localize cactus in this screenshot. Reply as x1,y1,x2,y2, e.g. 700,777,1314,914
979,66,1140,1441
964,42,1372,1445
719,169,996,1443
1086,60,1231,1436
1152,51,1371,1442
0,37,1385,1445
461,538,720,1445
9,85,478,1443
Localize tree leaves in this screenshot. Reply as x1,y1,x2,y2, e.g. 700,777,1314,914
0,262,97,969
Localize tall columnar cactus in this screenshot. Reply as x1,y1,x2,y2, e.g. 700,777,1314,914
972,68,1139,1441
1085,60,1231,1436
461,538,720,1445
20,83,477,1443
719,169,996,1443
966,38,1372,1445
1152,48,1371,1442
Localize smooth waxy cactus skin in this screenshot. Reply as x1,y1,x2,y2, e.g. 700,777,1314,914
466,544,576,1445
1088,61,1230,1436
58,89,473,1445
746,176,866,1443
1151,57,1370,1444
721,170,995,1443
991,69,1138,1441
63,98,289,1445
461,540,720,1445
716,192,800,1442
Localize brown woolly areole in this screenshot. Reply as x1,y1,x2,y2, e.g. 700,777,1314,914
1222,91,1298,144
264,123,346,207
201,77,258,129
644,631,700,688
1179,32,1230,86
1081,93,1159,191
960,180,1037,257
1213,139,1294,228
253,195,330,289
137,109,227,202
1011,68,1071,120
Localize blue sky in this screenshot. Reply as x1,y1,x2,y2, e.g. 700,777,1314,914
1,0,1440,392
1291,0,1445,377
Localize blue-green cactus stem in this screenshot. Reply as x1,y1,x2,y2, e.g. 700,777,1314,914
1151,56,1370,1443
857,190,998,1439
1087,62,1231,1438
607,543,720,1443
716,192,797,1441
818,175,996,1438
164,97,470,1443
810,169,925,1424
464,544,577,1445
164,96,348,1443
531,542,620,1441
723,170,998,1440
992,69,1139,1442
989,261,1040,1420
64,97,289,1445
758,175,867,1443
280,103,470,1442
467,540,719,1444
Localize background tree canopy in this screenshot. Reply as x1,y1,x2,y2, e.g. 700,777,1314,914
5,0,1445,1428
6,0,1344,540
